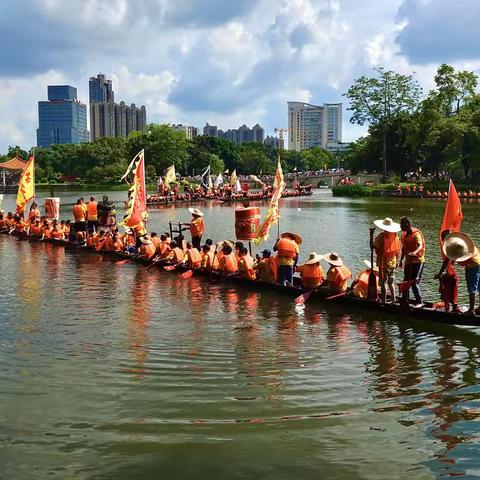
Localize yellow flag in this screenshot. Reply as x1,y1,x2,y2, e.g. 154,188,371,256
16,155,35,214
230,169,237,186
164,164,176,188
254,157,285,245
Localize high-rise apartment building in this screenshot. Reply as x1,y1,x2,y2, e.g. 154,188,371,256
287,102,342,151
203,122,265,144
37,85,89,147
171,124,199,140
89,74,147,141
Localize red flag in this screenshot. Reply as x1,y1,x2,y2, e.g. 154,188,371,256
440,179,463,255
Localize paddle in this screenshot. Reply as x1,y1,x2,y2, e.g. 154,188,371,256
325,292,347,300
294,290,314,305
114,259,130,265
181,270,193,279
367,227,378,301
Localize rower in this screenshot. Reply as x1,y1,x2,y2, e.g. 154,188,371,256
41,220,52,239
185,208,205,249
235,241,244,262
372,217,401,303
165,240,185,265
86,196,98,233
219,244,238,274
323,252,352,294
399,217,425,306
206,238,214,253
28,202,40,223
150,232,161,255
255,249,277,283
297,252,324,289
51,224,65,240
158,234,171,258
442,232,480,316
238,246,256,280
185,241,202,270
273,232,301,286
352,260,379,298
201,244,216,271
139,235,156,259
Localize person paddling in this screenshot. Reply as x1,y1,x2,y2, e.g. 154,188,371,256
296,252,324,289
255,249,277,283
372,217,401,303
323,252,352,294
353,260,379,298
399,217,425,306
273,232,301,286
442,233,480,316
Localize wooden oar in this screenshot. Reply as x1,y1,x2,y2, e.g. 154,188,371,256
114,259,131,265
367,227,378,300
294,290,314,304
325,292,347,300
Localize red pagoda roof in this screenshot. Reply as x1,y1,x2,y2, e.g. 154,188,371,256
0,156,27,170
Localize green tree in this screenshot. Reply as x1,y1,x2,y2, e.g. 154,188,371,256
344,67,422,180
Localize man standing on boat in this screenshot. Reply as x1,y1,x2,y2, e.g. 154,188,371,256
399,217,426,306
372,217,401,303
273,232,301,286
86,196,98,233
185,208,204,249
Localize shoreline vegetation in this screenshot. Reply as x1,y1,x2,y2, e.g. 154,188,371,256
333,181,480,198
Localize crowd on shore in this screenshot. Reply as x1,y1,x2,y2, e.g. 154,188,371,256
395,185,480,198
1,198,479,317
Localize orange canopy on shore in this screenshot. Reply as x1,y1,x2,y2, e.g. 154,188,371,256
0,156,27,171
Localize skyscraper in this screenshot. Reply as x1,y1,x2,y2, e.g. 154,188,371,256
287,102,342,151
37,85,89,147
89,73,146,141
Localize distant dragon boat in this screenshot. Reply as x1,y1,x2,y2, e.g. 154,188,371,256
146,187,313,206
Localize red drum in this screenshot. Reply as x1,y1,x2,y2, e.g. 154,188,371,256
44,198,60,220
235,207,260,240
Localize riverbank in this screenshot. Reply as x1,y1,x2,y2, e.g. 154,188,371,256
332,181,480,198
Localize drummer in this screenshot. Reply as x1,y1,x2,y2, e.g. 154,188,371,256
184,208,205,249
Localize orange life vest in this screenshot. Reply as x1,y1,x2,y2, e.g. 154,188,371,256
51,229,64,239
73,204,85,222
383,232,401,256
401,228,425,261
298,263,324,288
172,247,185,263
186,248,202,269
104,236,114,251
353,269,379,298
202,250,216,271
41,226,52,238
239,254,256,280
276,237,298,259
328,265,352,292
257,257,278,283
190,217,205,237
220,253,238,273
113,238,124,252
151,236,161,254
143,242,156,259
86,201,98,221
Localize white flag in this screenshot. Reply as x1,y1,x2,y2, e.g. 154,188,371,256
201,165,211,188
214,173,224,188
235,179,242,192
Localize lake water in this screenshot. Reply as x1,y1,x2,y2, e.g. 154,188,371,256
1,189,480,479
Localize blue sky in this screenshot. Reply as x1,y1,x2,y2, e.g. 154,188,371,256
1,0,480,153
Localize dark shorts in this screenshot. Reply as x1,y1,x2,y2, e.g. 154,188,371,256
75,221,86,232
465,265,480,294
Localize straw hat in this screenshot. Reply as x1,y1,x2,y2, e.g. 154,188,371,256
373,217,401,233
324,252,344,267
363,259,379,271
281,232,303,245
303,252,324,265
188,207,204,217
443,232,476,262
140,235,152,245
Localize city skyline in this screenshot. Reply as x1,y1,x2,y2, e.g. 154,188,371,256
1,1,480,152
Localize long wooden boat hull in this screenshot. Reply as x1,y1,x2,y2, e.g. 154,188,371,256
1,230,479,327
